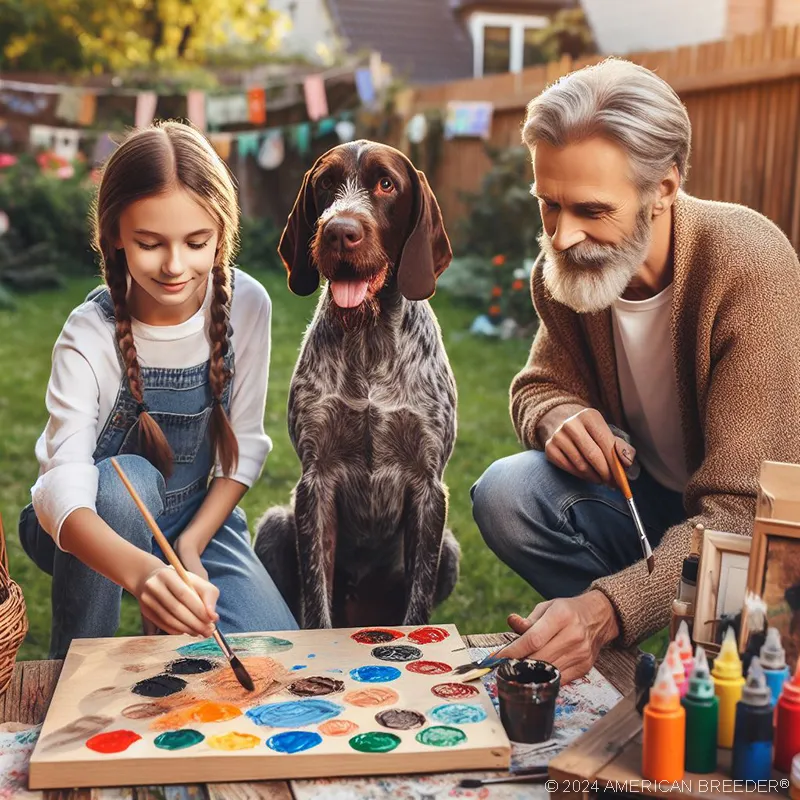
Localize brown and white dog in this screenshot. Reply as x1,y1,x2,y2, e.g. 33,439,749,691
254,140,460,629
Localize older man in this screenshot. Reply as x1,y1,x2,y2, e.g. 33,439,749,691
471,57,800,683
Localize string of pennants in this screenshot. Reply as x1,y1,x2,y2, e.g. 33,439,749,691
0,60,384,166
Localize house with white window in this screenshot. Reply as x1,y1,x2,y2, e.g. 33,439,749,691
282,0,577,84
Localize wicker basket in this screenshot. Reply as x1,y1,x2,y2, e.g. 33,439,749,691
0,511,28,696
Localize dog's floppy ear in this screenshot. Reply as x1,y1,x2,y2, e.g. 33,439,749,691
278,165,321,296
396,169,452,301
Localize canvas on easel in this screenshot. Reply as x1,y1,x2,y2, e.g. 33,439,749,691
28,625,511,789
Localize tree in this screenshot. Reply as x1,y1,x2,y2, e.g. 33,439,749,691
0,0,285,73
526,8,596,64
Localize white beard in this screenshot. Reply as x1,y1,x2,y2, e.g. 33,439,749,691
538,207,653,313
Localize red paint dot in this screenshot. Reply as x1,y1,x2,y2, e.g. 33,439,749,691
431,682,480,699
408,627,449,644
406,660,452,675
86,729,142,754
351,629,404,645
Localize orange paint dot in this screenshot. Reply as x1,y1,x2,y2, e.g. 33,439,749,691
343,687,399,708
206,731,261,751
150,701,242,731
319,719,359,736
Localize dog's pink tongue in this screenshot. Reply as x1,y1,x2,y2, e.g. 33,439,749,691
330,280,369,308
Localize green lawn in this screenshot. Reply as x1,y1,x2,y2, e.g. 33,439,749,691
1,269,539,660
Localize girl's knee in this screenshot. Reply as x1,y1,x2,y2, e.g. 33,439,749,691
96,455,165,546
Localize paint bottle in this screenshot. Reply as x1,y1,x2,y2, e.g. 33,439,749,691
759,627,790,707
732,658,773,781
712,627,745,749
665,641,688,698
643,659,686,783
669,554,699,640
635,651,658,716
681,645,718,774
675,620,694,685
775,659,800,773
790,753,800,800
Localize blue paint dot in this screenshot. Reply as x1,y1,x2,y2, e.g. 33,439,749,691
349,665,402,683
266,730,322,754
429,703,487,725
308,654,316,658
292,665,306,671
246,699,342,728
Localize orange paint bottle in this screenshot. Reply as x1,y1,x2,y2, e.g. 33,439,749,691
643,659,686,783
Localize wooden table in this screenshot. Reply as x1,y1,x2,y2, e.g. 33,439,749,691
0,634,637,800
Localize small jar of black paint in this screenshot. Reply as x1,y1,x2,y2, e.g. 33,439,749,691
496,659,560,743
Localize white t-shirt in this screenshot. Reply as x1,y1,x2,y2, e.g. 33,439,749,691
31,268,273,546
611,284,690,493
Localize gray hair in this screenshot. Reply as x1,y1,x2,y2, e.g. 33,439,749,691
522,58,691,195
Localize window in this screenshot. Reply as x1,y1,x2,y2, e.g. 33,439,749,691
468,12,549,77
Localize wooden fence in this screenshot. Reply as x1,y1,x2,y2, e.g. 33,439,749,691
403,25,800,251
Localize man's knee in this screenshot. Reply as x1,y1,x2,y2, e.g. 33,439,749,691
96,455,165,548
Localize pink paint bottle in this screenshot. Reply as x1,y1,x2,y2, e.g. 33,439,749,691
675,620,694,685
666,641,689,698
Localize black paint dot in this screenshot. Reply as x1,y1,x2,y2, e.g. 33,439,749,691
166,658,217,675
375,709,426,730
371,645,423,662
131,674,187,698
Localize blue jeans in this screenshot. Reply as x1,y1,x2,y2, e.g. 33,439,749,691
20,455,298,658
470,450,686,599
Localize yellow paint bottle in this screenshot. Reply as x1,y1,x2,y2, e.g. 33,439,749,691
712,627,745,748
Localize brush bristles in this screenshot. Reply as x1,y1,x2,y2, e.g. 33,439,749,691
230,654,255,691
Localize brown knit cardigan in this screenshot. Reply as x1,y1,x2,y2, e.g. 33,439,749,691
510,192,800,647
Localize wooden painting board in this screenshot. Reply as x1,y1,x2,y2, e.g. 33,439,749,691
28,625,510,789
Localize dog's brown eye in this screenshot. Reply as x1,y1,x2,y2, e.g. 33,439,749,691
377,177,395,194
319,176,333,191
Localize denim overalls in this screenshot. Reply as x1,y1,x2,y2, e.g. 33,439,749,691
19,282,297,658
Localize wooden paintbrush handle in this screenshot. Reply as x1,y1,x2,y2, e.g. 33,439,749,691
110,457,193,586
609,449,633,500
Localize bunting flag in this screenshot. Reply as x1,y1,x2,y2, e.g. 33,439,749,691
335,118,356,143
354,68,376,106
77,92,97,126
135,91,158,128
237,132,261,158
55,91,81,123
257,130,285,169
92,132,118,164
394,88,414,117
186,90,206,131
209,133,233,160
444,101,493,139
206,95,249,127
292,122,311,157
303,75,328,122
247,88,267,125
316,117,337,137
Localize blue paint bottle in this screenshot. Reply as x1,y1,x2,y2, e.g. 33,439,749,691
732,658,773,782
760,627,790,707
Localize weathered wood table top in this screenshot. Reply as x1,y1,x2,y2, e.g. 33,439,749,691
0,633,637,799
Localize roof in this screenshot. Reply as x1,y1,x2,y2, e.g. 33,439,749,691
454,0,576,13
325,0,474,84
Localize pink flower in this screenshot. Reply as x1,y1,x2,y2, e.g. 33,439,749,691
0,154,17,168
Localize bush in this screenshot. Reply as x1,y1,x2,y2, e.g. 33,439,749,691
0,155,96,278
238,216,283,272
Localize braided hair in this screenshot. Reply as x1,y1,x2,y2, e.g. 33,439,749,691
91,121,240,477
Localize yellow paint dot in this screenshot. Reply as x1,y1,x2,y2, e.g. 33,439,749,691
206,731,261,751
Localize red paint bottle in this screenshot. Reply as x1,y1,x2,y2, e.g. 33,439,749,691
775,660,800,772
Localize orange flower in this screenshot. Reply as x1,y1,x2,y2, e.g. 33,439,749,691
489,304,501,315
492,255,506,266
512,279,524,291
491,285,502,297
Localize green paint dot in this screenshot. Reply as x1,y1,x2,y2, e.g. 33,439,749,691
154,729,205,750
415,725,467,748
348,731,401,753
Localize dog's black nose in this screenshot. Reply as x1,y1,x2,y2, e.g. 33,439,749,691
325,217,364,252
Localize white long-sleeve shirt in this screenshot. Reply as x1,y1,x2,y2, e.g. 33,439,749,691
31,268,273,546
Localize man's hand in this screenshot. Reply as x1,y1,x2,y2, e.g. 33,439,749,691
544,407,635,485
500,591,621,685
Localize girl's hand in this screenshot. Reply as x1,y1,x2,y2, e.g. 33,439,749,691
175,537,209,581
134,562,219,637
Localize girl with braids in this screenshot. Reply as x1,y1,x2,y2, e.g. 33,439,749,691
19,121,297,658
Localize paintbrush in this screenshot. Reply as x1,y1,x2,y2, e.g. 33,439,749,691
458,768,549,788
451,636,521,681
609,449,654,574
110,457,255,692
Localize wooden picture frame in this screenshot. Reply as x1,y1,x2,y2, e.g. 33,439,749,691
694,530,751,652
742,518,800,669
